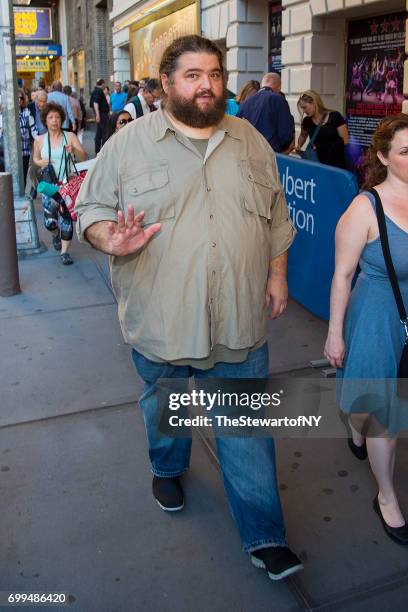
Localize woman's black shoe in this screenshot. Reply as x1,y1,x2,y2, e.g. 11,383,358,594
347,437,367,460
60,253,73,265
373,495,408,545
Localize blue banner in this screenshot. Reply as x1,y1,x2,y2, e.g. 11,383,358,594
16,44,62,57
276,155,359,320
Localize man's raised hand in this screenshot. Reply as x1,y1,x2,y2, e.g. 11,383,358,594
107,205,161,256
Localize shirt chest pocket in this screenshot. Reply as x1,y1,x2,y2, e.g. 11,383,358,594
239,160,277,221
119,161,175,225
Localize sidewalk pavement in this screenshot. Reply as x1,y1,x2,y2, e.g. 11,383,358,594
0,132,407,611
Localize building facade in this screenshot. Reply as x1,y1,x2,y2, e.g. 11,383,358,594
111,0,406,112
110,1,201,83
109,0,407,177
64,0,114,98
14,0,64,89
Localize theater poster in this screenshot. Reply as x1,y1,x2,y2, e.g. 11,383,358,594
268,3,282,74
13,7,53,41
130,1,198,80
345,12,405,174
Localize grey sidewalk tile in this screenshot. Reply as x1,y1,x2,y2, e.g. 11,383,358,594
266,301,328,374
323,581,408,611
0,304,140,426
0,256,114,320
274,438,408,609
0,406,301,612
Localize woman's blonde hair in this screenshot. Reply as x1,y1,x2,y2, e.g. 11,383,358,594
297,90,329,118
236,80,260,105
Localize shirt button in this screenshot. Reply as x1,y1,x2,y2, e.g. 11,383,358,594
207,187,211,192
211,242,216,248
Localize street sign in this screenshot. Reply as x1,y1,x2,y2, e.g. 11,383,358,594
16,43,62,57
16,58,50,72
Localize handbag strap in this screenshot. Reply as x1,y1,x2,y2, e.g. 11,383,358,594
368,188,408,337
47,131,52,163
63,132,80,177
306,114,326,151
57,132,79,181
57,134,67,182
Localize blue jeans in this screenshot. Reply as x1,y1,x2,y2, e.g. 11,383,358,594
131,343,286,552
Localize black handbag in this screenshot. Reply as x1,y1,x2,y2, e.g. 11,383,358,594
369,188,408,397
300,115,325,162
38,132,59,184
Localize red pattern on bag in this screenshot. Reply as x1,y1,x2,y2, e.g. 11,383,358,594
58,170,87,222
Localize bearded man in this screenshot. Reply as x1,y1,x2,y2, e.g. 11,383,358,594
75,35,302,581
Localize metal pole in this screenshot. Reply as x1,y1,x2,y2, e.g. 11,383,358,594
0,173,21,297
0,0,42,256
0,0,24,197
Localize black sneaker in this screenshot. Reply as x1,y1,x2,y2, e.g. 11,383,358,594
152,476,184,512
52,233,62,251
251,546,303,581
60,253,73,265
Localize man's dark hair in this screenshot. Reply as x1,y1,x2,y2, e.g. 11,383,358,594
40,102,66,127
144,78,159,93
63,85,72,96
130,80,139,88
51,80,63,92
159,35,224,83
96,78,105,87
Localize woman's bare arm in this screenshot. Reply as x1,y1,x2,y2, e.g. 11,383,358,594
324,194,375,367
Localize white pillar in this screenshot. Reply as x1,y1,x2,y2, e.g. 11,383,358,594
58,0,69,85
0,0,24,196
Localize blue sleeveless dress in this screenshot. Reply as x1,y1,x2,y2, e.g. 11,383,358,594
337,190,408,434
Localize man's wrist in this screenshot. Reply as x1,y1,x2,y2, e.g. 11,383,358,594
269,271,287,278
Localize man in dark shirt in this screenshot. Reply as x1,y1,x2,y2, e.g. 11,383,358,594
237,72,294,153
91,78,110,154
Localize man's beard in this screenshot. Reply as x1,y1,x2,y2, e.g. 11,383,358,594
163,87,227,128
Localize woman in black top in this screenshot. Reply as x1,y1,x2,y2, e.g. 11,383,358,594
296,90,349,169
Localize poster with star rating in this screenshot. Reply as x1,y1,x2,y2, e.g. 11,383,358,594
345,12,405,179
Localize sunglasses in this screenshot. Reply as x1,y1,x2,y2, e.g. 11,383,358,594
118,118,132,126
19,97,25,100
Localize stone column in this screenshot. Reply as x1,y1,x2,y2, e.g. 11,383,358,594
282,0,347,124
225,0,268,93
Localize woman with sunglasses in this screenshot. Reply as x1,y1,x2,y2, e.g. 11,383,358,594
106,110,133,140
18,88,38,186
296,90,349,169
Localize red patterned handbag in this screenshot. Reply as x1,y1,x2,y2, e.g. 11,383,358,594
58,170,87,222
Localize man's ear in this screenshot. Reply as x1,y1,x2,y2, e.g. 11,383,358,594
161,74,169,95
377,151,388,167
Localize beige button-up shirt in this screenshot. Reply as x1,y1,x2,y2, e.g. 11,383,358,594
76,108,295,364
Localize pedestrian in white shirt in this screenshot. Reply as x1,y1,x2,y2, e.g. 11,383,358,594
123,78,160,120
